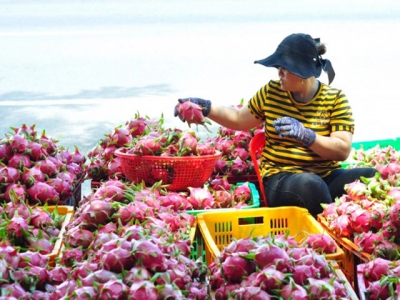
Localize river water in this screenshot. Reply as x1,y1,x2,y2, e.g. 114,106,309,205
1,0,400,196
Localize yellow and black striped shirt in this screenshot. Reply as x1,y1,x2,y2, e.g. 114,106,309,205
248,79,354,179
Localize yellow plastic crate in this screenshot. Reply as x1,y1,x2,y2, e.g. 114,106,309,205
197,207,345,266
189,219,196,244
42,205,74,267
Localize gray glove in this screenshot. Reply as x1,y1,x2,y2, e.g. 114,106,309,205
273,116,316,147
174,98,212,122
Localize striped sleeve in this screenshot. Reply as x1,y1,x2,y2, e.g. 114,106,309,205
248,84,268,120
330,90,354,133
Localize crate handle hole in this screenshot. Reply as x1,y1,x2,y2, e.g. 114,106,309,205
238,216,264,225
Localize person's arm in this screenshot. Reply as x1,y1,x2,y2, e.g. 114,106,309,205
174,98,263,131
309,131,352,161
273,116,353,161
207,104,263,131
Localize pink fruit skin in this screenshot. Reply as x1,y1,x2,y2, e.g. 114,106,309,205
177,101,207,125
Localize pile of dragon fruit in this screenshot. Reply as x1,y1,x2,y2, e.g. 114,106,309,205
357,258,400,300
0,124,86,205
185,180,253,210
86,113,222,183
0,200,67,255
207,233,354,299
54,180,209,299
321,145,400,260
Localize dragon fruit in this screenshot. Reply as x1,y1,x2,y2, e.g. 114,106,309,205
21,165,46,187
233,182,251,203
221,253,256,283
8,153,32,170
0,165,21,184
79,199,114,228
12,265,49,291
0,283,29,299
132,239,167,272
9,133,29,153
175,100,211,130
4,183,27,203
81,269,118,287
280,277,309,300
133,136,164,156
70,146,86,165
0,142,13,163
292,264,321,285
353,232,383,254
123,266,153,286
27,181,60,205
36,158,58,177
213,190,234,208
106,157,123,179
37,130,58,155
30,209,55,229
389,199,400,225
6,213,29,238
126,115,148,137
109,126,133,147
128,280,159,300
303,233,337,254
373,240,400,260
305,278,336,299
98,278,129,300
60,247,84,267
69,286,99,300
232,131,252,148
344,180,369,201
253,266,285,290
187,186,214,209
177,131,198,155
362,258,393,282
213,157,230,174
47,177,74,199
18,251,49,268
64,226,94,249
230,157,248,176
27,235,54,255
209,176,232,191
27,141,48,161
156,260,192,290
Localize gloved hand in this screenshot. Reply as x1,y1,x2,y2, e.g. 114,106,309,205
174,98,212,122
273,116,316,147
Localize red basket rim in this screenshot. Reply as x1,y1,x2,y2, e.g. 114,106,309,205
115,148,221,161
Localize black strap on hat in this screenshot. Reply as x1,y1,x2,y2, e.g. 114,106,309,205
320,58,335,84
314,37,335,84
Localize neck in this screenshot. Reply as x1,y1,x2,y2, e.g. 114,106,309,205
292,79,320,103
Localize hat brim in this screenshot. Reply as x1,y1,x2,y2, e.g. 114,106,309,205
254,53,315,79
254,55,280,69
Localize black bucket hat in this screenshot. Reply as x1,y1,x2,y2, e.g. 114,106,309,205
255,33,335,84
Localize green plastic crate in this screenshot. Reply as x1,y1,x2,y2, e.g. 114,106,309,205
351,137,400,151
341,137,400,168
185,182,260,216
190,225,207,263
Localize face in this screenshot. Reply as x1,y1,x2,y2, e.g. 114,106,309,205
277,67,303,91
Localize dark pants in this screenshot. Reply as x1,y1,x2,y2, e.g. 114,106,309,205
263,168,377,217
